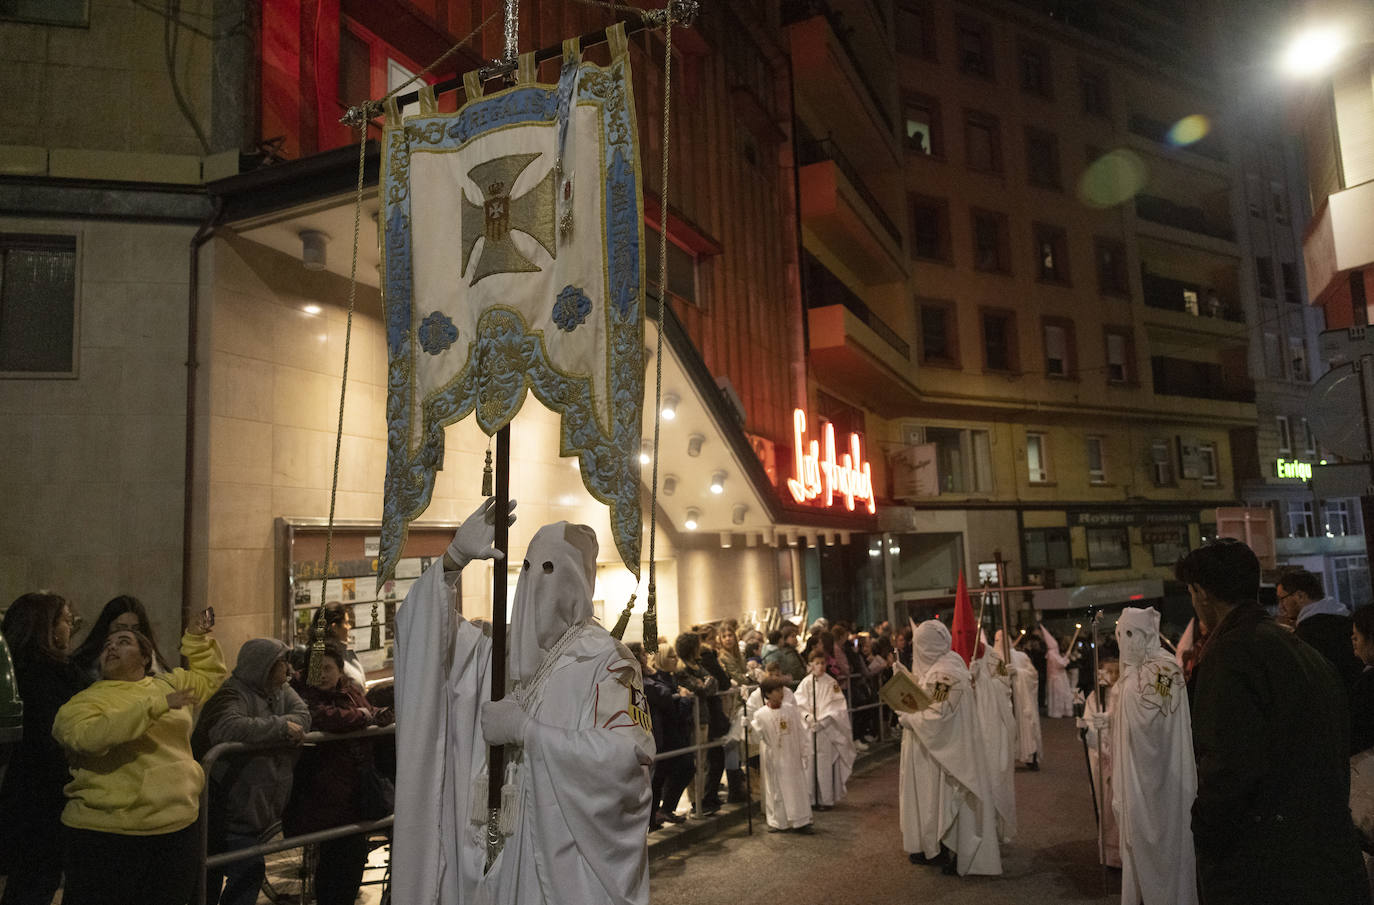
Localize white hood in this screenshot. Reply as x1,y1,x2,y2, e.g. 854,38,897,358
1115,606,1166,668
913,619,952,677
509,521,598,683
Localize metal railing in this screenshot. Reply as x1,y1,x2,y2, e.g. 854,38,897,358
796,137,903,248
196,724,396,905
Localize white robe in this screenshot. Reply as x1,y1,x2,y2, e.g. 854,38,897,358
1076,684,1121,867
1112,608,1198,905
750,701,813,829
796,672,856,806
899,631,1001,876
1041,626,1075,718
392,554,654,905
993,636,1042,764
970,654,1017,841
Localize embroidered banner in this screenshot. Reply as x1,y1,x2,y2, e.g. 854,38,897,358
378,29,645,587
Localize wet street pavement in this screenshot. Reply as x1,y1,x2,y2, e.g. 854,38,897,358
650,714,1118,905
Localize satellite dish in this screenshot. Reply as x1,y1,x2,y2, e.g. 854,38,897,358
1308,363,1367,460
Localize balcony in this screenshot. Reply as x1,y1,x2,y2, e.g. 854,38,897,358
1303,178,1374,311
1151,356,1255,404
1141,270,1244,323
798,139,906,282
1128,113,1227,163
804,252,908,358
1135,194,1234,242
783,0,895,132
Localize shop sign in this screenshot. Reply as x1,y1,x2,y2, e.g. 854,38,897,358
786,408,876,514
1275,457,1314,481
1068,510,1198,528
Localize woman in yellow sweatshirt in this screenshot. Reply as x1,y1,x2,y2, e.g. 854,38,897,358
52,609,225,905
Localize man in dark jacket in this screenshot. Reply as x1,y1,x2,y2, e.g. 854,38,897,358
192,638,310,905
1178,540,1369,905
1280,567,1365,690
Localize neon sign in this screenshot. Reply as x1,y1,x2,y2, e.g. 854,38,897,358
1276,458,1313,481
786,408,876,514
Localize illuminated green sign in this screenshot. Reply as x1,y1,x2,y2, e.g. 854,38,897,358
1276,458,1314,481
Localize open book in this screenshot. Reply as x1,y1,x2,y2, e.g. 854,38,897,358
880,664,935,713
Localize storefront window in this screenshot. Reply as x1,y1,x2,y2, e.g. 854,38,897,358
1024,528,1071,570
1333,556,1372,611
1144,524,1189,566
1086,527,1130,569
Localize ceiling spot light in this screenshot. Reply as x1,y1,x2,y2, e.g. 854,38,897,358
710,470,726,494
661,393,679,421
731,503,748,525
662,474,678,496
685,507,700,531
300,230,329,271
687,433,705,457
302,303,322,315
639,441,652,466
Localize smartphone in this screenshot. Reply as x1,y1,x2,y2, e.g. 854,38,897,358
202,606,215,628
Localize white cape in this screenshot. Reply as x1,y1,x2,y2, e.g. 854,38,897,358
1112,607,1198,905
970,653,1017,841
899,636,1001,876
1077,684,1121,867
1041,626,1075,718
392,559,654,905
751,701,813,829
993,634,1042,764
796,672,856,806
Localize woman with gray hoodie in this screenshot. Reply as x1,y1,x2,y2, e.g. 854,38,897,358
192,638,310,905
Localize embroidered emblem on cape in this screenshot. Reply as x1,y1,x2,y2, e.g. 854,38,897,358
377,28,646,589
779,719,789,732
1138,662,1182,718
417,311,458,355
553,285,592,331
932,681,951,703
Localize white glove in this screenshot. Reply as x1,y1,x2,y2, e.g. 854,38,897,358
1089,711,1110,732
481,698,531,746
446,498,518,569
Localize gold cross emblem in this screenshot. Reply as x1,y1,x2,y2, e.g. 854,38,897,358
460,152,557,285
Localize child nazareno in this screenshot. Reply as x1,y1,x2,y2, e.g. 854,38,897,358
750,677,814,834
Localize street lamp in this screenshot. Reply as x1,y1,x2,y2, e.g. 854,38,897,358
1281,25,1348,76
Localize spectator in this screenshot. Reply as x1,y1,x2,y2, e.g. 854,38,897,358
750,677,813,834
638,643,692,827
716,625,748,687
674,632,726,816
68,595,171,681
1352,604,1374,755
708,625,749,803
192,639,310,905
52,610,225,905
761,629,781,660
0,593,87,905
1280,568,1364,690
305,603,366,687
895,625,913,671
764,624,807,682
1179,539,1367,904
284,640,393,905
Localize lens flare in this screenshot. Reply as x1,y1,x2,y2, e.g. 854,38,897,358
1167,114,1211,148
1076,149,1147,209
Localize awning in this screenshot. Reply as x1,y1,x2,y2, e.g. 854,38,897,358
1033,579,1165,611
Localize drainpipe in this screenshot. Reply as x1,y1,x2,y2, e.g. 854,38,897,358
182,198,223,630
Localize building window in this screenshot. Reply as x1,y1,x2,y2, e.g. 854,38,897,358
1263,331,1285,379
1271,181,1288,223
1149,438,1174,485
1079,66,1110,118
904,94,942,156
1024,527,1072,570
919,301,958,365
1043,319,1074,377
957,17,994,79
1086,435,1106,484
1026,431,1050,483
895,2,937,61
1289,336,1309,381
910,194,951,262
1333,556,1372,610
912,426,994,493
1288,500,1316,538
1199,442,1219,486
1276,415,1292,454
1095,238,1129,297
972,208,1011,273
1324,498,1360,537
0,233,78,376
1024,126,1061,189
1255,256,1276,298
644,223,699,307
1086,527,1130,569
1281,262,1301,303
964,111,1002,172
0,0,87,26
982,310,1017,372
1105,328,1133,383
1246,172,1264,217
1034,223,1070,283
1300,417,1316,454
1019,41,1052,98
